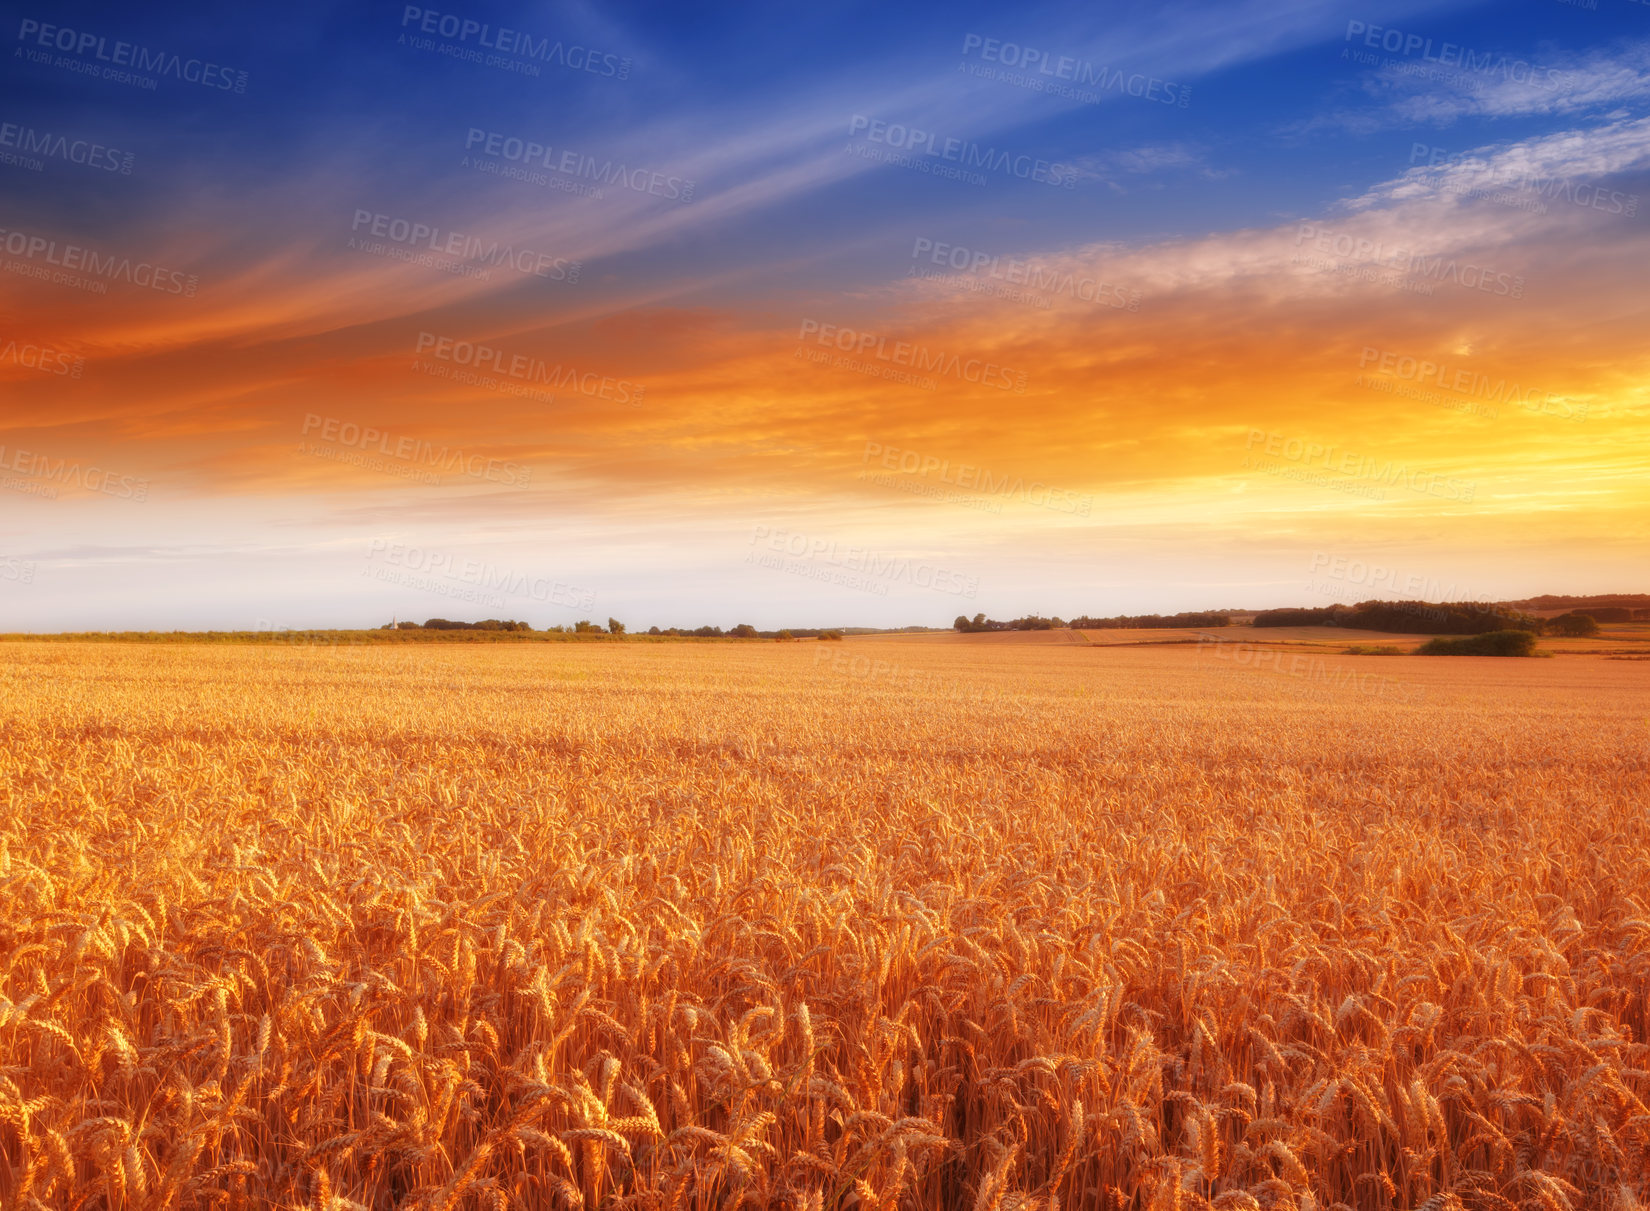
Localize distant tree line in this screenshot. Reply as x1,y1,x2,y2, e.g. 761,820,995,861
644,624,843,639
388,618,533,631
953,613,1066,632
1559,606,1636,622
1067,611,1231,629
381,618,852,639
1250,601,1614,636
1252,601,1527,634
955,611,1228,632
1510,594,1650,617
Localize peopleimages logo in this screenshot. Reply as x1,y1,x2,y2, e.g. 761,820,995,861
1342,20,1567,90
0,226,198,295
959,34,1191,107
798,319,1027,393
414,332,644,405
399,7,630,79
748,525,979,598
463,129,693,202
1308,551,1484,603
300,414,532,486
1199,635,1426,704
0,446,149,501
15,18,249,92
365,538,596,610
1,337,84,377
1357,347,1585,420
0,120,134,173
349,210,580,281
0,557,35,584
1244,429,1476,502
910,238,1139,310
1408,144,1638,219
861,442,1092,517
847,115,1078,188
1294,223,1524,299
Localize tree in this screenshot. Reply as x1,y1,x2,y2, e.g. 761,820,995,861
574,620,600,633
1547,612,1599,637
730,623,758,638
819,630,843,641
608,618,626,635
775,630,794,641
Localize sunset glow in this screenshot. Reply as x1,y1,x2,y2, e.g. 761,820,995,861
4,1,1648,629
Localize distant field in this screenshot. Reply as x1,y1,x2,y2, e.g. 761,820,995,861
2,641,1647,1208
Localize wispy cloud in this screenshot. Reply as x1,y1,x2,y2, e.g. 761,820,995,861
1378,40,1650,123
1358,114,1650,212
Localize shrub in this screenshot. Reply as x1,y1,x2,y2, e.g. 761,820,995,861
1418,630,1538,657
1547,612,1599,637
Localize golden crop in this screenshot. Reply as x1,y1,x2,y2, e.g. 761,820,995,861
1,639,1647,1210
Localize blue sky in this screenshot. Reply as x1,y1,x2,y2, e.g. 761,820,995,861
2,0,1648,630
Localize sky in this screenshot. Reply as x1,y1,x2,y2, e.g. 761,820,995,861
2,0,1647,632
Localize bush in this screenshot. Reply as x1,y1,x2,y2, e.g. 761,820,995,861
1547,612,1600,637
819,630,843,641
775,630,795,641
1418,630,1538,657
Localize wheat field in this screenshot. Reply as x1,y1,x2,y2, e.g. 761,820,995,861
1,639,1647,1210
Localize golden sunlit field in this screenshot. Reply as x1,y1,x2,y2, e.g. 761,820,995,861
2,639,1648,1211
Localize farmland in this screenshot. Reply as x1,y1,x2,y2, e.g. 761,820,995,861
1,639,1647,1209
